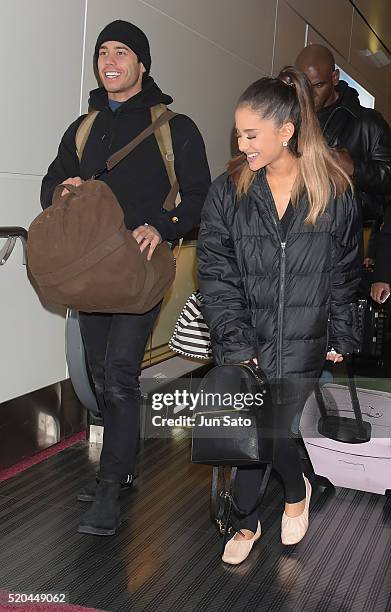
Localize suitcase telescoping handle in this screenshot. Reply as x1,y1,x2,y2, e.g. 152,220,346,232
344,356,368,438
316,355,371,444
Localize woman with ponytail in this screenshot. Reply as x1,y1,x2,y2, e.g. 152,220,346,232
198,67,362,563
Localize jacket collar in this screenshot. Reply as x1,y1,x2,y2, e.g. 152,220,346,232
250,168,308,235
88,76,173,112
318,80,361,129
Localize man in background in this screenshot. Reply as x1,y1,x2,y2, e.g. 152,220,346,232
296,44,391,224
297,43,391,327
371,203,391,304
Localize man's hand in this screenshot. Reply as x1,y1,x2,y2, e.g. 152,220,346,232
330,148,354,177
61,176,83,196
326,350,343,363
132,224,162,261
363,256,375,269
371,282,390,304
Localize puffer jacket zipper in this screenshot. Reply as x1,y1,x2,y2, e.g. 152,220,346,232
278,241,286,379
262,179,289,382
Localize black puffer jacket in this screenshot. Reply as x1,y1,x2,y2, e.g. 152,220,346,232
41,77,211,241
318,80,391,219
198,169,362,383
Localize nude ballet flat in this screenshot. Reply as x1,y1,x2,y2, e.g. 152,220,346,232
222,522,261,565
281,475,312,545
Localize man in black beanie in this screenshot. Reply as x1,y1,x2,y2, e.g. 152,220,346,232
41,20,211,535
94,19,152,87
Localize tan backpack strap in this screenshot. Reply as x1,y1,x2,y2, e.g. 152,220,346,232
150,104,181,211
151,104,177,187
78,107,180,213
75,110,99,161
106,110,176,171
162,181,180,212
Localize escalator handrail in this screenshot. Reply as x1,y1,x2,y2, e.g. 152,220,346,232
0,226,28,240
0,226,27,265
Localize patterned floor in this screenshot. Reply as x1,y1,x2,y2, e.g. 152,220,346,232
0,432,390,612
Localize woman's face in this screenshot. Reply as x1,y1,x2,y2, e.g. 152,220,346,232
235,105,288,171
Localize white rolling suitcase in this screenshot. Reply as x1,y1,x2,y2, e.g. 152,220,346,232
300,361,391,495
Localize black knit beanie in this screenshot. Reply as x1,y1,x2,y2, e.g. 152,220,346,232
94,20,151,74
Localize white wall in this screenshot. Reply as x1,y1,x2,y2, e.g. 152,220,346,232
0,0,390,402
283,0,391,124
0,0,85,402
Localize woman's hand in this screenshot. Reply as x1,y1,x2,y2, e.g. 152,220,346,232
242,357,258,365
326,350,343,363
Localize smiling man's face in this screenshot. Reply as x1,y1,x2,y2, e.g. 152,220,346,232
97,40,145,101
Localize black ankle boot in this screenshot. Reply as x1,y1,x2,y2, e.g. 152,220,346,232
78,479,121,536
77,474,135,502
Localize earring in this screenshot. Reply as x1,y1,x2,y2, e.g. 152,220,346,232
282,141,288,147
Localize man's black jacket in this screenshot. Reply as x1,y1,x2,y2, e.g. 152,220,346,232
373,203,391,283
41,77,211,242
318,80,391,220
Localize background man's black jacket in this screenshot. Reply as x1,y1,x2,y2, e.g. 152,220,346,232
41,76,211,242
318,80,391,220
373,203,391,283
198,170,362,384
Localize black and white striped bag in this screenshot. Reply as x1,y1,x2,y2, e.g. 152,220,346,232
169,291,212,359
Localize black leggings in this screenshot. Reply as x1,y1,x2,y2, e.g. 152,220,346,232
233,396,310,532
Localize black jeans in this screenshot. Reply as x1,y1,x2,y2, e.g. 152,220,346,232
79,303,161,481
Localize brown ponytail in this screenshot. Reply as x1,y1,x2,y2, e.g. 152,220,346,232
228,66,352,224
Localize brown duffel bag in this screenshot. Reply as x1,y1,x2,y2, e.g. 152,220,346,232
27,109,178,314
